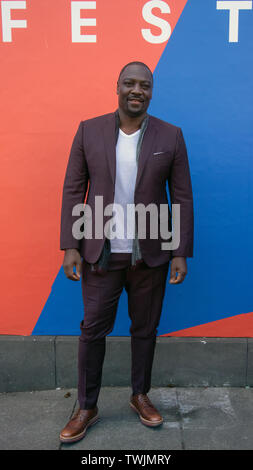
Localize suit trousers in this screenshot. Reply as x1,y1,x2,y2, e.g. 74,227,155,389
78,252,170,409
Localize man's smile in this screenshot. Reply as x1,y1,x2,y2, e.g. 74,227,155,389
128,97,144,104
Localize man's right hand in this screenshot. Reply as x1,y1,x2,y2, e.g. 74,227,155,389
63,248,82,281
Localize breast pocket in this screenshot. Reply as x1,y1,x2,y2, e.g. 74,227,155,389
146,151,173,183
152,150,173,159
151,151,174,173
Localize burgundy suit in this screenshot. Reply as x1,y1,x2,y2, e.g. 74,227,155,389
60,111,194,263
60,110,194,409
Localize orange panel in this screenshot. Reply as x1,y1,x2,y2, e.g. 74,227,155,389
161,312,253,337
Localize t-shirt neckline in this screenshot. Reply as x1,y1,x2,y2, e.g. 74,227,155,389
119,128,141,138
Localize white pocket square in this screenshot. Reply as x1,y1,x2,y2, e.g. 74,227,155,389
153,151,166,156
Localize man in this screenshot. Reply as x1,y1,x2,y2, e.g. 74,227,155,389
59,61,194,443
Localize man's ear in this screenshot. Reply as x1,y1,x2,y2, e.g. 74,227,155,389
116,81,119,95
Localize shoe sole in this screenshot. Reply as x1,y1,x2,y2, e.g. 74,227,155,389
59,414,99,444
129,402,163,427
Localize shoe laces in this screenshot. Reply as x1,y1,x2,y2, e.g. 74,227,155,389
136,394,156,410
72,409,89,422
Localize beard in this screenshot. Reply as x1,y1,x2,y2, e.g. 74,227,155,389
126,108,145,117
125,101,149,117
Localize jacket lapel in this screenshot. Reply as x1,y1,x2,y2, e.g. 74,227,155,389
102,112,117,186
135,117,157,190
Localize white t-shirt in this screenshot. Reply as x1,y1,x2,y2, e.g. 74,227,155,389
110,128,140,253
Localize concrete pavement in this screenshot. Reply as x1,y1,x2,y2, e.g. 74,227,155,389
1,386,253,450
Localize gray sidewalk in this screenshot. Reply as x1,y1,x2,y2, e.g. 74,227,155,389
1,386,253,450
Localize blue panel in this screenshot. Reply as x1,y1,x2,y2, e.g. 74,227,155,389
32,266,131,335
33,0,253,335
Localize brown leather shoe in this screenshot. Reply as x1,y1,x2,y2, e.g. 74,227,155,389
60,406,99,443
130,394,163,427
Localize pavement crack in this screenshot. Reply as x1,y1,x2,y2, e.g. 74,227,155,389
175,388,185,450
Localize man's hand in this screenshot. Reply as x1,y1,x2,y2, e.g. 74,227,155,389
169,257,187,284
63,248,82,281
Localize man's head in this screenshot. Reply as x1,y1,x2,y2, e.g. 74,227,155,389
117,62,153,118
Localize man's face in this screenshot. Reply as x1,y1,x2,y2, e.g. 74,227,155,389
117,64,153,118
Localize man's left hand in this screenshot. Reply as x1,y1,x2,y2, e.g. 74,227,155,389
169,257,187,284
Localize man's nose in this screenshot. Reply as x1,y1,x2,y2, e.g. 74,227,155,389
132,83,142,94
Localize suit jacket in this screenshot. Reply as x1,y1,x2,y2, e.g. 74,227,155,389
60,110,194,267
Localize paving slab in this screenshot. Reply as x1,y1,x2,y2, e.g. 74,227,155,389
0,388,76,450
1,387,253,450
177,388,253,450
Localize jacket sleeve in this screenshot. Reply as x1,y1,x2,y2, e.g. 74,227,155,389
60,121,89,252
168,127,194,258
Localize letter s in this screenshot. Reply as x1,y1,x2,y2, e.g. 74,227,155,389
141,0,171,44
